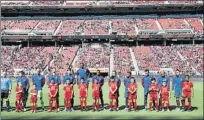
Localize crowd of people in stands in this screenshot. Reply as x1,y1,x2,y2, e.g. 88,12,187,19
134,45,203,75
176,45,203,74
34,20,61,33
1,45,203,76
111,19,136,35
1,18,203,35
84,20,109,35
1,47,59,75
1,0,202,6
114,47,134,75
51,47,78,75
77,47,110,68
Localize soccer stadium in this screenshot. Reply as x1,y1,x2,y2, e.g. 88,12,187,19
0,0,203,119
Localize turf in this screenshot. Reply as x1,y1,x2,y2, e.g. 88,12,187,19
1,81,203,119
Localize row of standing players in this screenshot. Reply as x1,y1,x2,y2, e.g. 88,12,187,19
1,64,194,113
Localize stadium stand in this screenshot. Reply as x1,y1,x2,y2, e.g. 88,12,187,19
114,47,134,74
111,19,136,35
84,20,110,35
1,18,203,36
77,47,110,68
51,47,78,75
134,46,203,75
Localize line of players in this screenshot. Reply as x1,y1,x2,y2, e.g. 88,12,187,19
1,63,194,113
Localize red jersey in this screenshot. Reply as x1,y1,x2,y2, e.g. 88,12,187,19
30,89,38,97
16,86,23,100
92,84,100,98
160,86,169,96
128,83,137,94
64,84,73,99
149,83,159,96
78,83,87,97
48,83,58,96
182,81,193,92
109,82,117,95
30,89,38,103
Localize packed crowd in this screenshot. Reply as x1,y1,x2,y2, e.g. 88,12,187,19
134,46,203,75
111,19,136,35
1,0,202,6
176,45,203,74
57,20,84,36
34,20,61,33
10,20,39,31
51,47,78,75
84,20,109,35
77,47,110,68
1,46,59,75
1,46,19,75
135,19,159,30
114,47,134,74
2,18,203,35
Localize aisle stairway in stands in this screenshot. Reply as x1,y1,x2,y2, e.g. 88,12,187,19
109,47,114,76
54,21,63,35
129,47,139,75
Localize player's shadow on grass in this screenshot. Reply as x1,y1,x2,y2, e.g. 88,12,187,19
118,105,144,111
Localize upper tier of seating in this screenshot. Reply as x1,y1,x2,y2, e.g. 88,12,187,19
1,18,203,35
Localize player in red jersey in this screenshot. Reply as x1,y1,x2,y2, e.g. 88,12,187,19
149,78,159,112
63,79,74,112
181,75,194,112
92,79,101,112
30,84,38,113
160,81,170,112
15,82,23,112
109,76,118,111
128,77,138,111
78,78,88,111
48,79,58,112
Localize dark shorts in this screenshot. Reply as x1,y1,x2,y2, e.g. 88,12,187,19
1,90,9,99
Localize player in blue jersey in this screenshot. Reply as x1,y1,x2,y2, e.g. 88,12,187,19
1,70,12,112
123,71,132,111
92,70,104,110
141,69,151,110
63,68,76,111
32,69,45,110
172,69,184,111
76,63,90,86
17,71,30,111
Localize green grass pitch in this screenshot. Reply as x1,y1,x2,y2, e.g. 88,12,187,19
1,81,203,119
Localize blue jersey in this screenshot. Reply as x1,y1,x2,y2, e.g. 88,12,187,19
157,76,170,89
63,75,75,84
92,75,104,86
47,75,61,85
17,76,29,89
77,67,90,85
124,77,131,97
172,76,184,97
32,75,45,90
142,75,151,94
1,76,12,90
